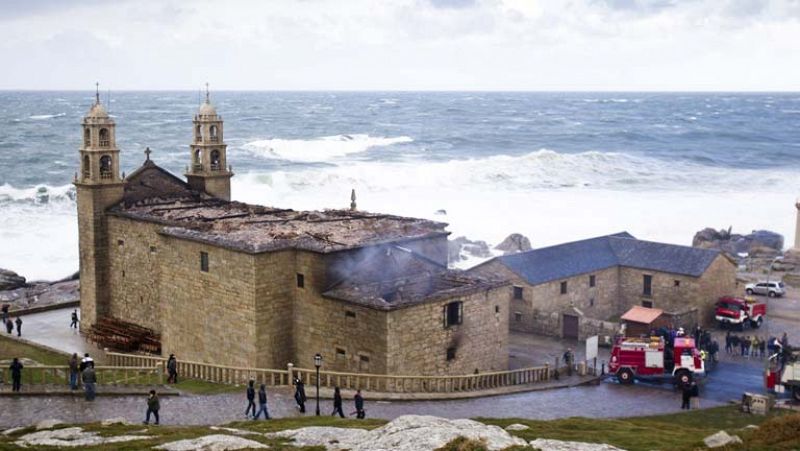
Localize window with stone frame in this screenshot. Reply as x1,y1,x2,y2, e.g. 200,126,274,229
200,252,209,272
446,347,457,361
560,281,568,295
674,280,680,287
589,274,596,287
643,274,653,296
335,348,346,361
296,273,305,288
513,286,524,300
642,300,653,308
359,354,370,372
514,312,523,322
443,301,463,328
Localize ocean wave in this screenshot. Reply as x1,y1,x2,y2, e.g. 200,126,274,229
242,134,413,162
0,183,76,205
28,113,66,120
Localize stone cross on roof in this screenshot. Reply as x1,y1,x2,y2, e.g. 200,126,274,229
144,147,152,161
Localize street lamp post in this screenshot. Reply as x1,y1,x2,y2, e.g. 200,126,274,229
314,353,322,416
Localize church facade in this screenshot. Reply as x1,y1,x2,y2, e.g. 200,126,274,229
74,91,509,375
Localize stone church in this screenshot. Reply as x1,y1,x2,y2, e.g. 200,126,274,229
75,91,509,375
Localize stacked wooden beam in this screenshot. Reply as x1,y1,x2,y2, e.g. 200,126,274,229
87,317,161,354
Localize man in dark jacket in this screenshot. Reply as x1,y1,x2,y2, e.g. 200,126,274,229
294,377,307,413
14,317,21,337
70,310,79,329
331,386,345,418
82,365,97,401
354,389,365,419
166,354,178,384
253,384,270,420
68,353,79,390
5,318,13,334
680,381,692,409
245,380,256,419
144,390,160,425
9,357,23,392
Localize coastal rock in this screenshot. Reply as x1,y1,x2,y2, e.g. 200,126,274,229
703,430,742,448
448,236,493,263
1,427,26,436
530,438,626,450
0,279,79,311
0,268,26,291
35,419,64,430
692,228,783,258
209,426,262,436
16,427,149,448
100,417,132,426
505,423,530,431
494,233,532,255
155,434,268,450
267,415,527,451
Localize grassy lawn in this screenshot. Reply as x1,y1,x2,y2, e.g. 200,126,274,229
0,334,70,365
0,406,797,450
172,378,245,395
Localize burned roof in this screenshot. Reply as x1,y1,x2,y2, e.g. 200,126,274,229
323,271,507,311
489,232,723,285
110,192,448,254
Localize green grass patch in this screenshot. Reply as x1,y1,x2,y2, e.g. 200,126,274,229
480,406,794,451
171,378,245,395
0,334,69,365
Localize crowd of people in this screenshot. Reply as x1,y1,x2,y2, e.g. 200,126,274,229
290,376,366,420
724,331,789,359
2,304,22,337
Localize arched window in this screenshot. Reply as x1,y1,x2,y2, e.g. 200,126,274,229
99,128,109,147
196,125,202,142
99,155,112,179
83,155,90,179
210,150,221,170
209,125,218,142
84,128,91,147
193,148,203,172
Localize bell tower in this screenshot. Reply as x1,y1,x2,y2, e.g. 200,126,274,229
74,83,125,328
186,85,233,201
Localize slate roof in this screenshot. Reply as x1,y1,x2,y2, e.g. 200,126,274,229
491,232,722,285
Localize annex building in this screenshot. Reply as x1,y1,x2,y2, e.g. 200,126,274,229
75,91,509,375
468,232,737,340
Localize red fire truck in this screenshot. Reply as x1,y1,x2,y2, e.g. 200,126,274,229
609,336,705,385
714,296,766,330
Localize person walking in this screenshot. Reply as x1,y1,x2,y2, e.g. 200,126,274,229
144,390,160,425
751,337,760,358
70,310,79,329
740,336,747,357
5,318,13,334
166,354,178,384
759,337,766,358
680,381,692,410
331,386,345,418
82,364,97,401
563,348,574,377
1,303,8,325
9,357,23,392
294,377,307,413
80,353,94,372
724,331,732,355
245,380,256,419
253,384,270,420
14,316,21,337
354,389,365,419
68,353,79,390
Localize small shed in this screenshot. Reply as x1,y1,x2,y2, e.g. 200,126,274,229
621,306,667,337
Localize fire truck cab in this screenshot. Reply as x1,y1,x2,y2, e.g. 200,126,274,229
609,336,705,385
715,296,766,330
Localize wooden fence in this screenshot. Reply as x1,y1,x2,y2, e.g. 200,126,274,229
105,351,572,393
0,365,163,386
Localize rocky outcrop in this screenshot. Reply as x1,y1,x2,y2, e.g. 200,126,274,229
155,434,268,450
0,268,26,291
494,233,532,255
15,427,150,448
702,430,742,448
530,438,626,450
0,279,79,311
505,423,530,431
448,236,493,263
267,415,527,451
692,228,783,258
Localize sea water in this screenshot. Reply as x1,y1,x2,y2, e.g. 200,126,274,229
1,91,799,280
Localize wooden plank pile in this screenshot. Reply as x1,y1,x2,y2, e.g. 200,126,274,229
87,317,161,354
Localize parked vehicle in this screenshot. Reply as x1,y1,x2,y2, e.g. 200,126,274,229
766,347,800,401
609,336,705,385
745,281,785,297
714,296,767,329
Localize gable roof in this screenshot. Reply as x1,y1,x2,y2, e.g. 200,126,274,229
120,159,195,205
491,232,722,285
621,306,664,324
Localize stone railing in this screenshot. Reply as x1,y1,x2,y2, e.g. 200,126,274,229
0,365,163,386
104,351,572,394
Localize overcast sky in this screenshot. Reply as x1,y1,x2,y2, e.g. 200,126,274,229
1,0,799,91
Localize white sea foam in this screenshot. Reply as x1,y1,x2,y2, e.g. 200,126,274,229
28,113,66,120
242,134,413,162
1,150,797,281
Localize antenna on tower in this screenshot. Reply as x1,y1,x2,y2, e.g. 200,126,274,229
95,82,100,105
205,82,210,103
